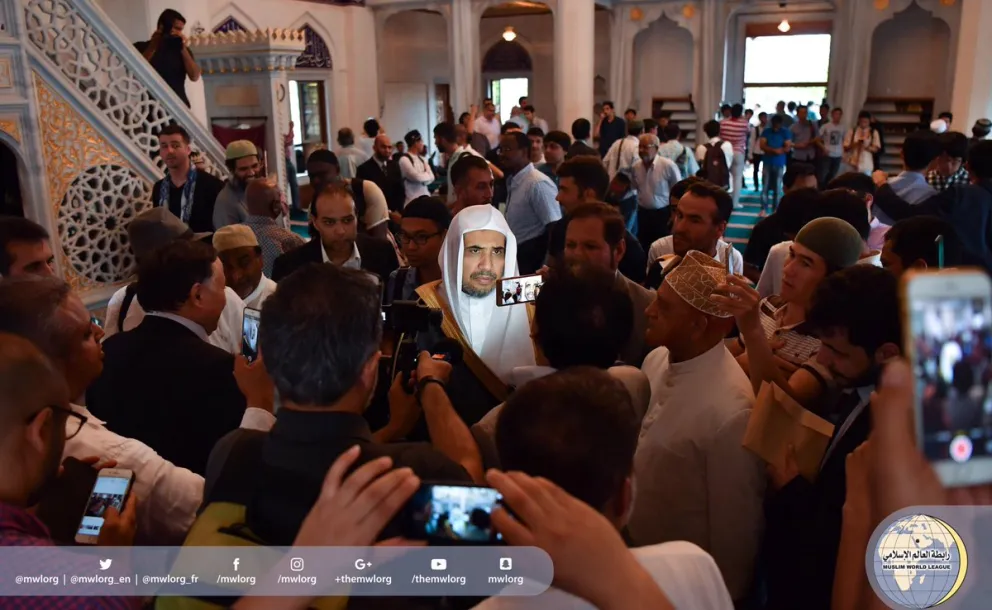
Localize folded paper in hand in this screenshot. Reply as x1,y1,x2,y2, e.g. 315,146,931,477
742,382,835,482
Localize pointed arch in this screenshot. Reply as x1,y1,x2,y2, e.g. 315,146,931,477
213,17,247,34
288,13,337,71
210,2,260,33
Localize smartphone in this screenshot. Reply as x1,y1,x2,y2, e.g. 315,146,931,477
403,483,504,544
75,469,134,544
905,269,992,487
242,307,261,363
496,274,543,307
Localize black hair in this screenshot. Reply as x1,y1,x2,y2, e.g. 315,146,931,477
731,104,744,119
518,96,528,105
828,171,877,197
663,122,682,142
602,101,615,110
363,119,381,138
885,216,963,270
703,120,721,139
496,367,639,511
433,122,457,144
939,131,970,161
404,130,422,148
402,196,452,231
858,110,872,121
643,118,659,133
136,239,217,314
556,157,610,200
787,102,797,111
337,128,355,147
527,127,545,139
450,154,491,187
832,106,843,115
0,275,73,362
571,118,592,141
901,129,942,171
0,217,49,276
158,124,190,144
771,115,784,126
156,9,186,32
627,122,644,137
505,130,532,152
543,130,572,149
306,148,339,168
969,141,992,180
806,265,900,356
686,181,734,224
523,105,536,114
815,189,872,241
670,176,706,203
260,264,382,406
720,104,732,114
501,122,520,135
783,163,817,189
625,108,637,115
458,112,471,125
775,187,821,236
939,111,954,122
758,112,768,119
534,268,633,370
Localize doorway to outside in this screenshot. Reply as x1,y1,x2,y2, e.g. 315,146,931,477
743,33,831,119
489,78,529,124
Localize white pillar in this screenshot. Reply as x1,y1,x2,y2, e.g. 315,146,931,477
950,0,992,130
608,7,636,112
449,0,480,117
554,0,595,133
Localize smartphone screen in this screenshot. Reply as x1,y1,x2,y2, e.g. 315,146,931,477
77,473,132,540
909,273,992,486
497,274,543,307
404,484,503,543
242,307,261,363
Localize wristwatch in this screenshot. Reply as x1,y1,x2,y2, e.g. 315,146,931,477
416,376,447,400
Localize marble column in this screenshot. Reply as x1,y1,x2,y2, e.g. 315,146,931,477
554,0,595,132
449,0,480,117
950,0,992,129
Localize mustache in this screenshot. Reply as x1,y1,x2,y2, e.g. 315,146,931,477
471,271,497,281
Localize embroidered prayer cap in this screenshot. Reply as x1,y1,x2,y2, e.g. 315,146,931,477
664,250,733,319
225,140,258,161
212,225,259,253
127,208,211,260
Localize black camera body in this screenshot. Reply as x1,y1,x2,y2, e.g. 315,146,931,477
383,301,445,389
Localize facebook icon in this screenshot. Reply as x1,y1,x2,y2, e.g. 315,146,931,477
233,558,240,572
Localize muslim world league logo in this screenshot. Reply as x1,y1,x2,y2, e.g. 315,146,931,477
871,514,968,608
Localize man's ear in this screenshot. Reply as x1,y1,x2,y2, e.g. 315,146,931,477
360,350,382,390
582,187,597,202
23,408,54,459
875,342,902,365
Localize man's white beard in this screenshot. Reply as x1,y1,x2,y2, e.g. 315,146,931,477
462,282,496,299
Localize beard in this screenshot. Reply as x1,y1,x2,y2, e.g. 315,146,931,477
462,271,498,298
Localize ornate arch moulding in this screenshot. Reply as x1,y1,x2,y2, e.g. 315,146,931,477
868,0,959,32
0,116,21,144
628,3,700,40
188,29,307,75
210,1,261,33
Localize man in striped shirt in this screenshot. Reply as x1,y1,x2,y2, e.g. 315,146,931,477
719,104,750,210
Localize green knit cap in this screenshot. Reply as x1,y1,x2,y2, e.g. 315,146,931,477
794,217,864,270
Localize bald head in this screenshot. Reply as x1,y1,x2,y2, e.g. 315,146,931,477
246,180,281,218
373,135,392,161
0,333,68,434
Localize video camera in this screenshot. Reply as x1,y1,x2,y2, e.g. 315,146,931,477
383,301,448,390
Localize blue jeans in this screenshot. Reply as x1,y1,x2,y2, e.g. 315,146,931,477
762,164,784,212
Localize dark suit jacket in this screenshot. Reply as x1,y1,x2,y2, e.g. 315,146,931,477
763,395,872,610
566,140,601,160
356,157,404,212
873,180,992,271
151,171,224,234
271,234,399,283
617,273,655,367
85,315,246,475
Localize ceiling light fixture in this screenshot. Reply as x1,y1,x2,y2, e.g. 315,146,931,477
502,26,517,42
778,19,791,33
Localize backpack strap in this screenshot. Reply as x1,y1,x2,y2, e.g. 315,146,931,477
118,283,138,333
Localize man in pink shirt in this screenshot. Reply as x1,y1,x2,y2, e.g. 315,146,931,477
720,103,750,210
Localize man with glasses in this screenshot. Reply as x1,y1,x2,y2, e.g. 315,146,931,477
0,276,275,545
385,196,450,304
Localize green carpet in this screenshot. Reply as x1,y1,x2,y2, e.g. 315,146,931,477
290,208,309,239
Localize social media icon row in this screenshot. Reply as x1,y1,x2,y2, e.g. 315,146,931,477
429,558,512,571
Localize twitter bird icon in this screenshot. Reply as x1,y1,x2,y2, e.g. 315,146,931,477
99,559,112,571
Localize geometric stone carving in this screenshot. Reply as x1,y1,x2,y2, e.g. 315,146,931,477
213,16,247,34
58,164,151,283
188,28,306,74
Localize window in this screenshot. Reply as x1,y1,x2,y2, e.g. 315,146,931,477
488,78,529,124
288,80,328,170
743,34,831,118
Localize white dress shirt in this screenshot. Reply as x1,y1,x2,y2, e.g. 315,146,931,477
631,155,682,210
398,153,435,205
631,342,765,602
696,137,735,170
471,541,733,610
63,403,275,545
336,145,369,180
321,240,362,271
647,236,743,275
603,135,640,179
243,275,277,310
104,286,246,355
475,116,503,149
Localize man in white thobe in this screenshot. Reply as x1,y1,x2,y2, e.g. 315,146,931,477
630,250,766,604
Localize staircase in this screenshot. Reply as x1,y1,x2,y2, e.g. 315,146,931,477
862,97,935,176
2,0,227,305
651,96,697,146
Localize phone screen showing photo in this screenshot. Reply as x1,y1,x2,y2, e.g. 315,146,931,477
497,275,544,307
405,484,503,543
77,476,130,538
912,295,992,464
242,308,261,363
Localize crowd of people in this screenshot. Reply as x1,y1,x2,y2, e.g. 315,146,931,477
3,70,992,609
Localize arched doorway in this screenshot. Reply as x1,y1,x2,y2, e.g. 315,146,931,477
868,3,951,112
482,39,533,124
0,142,23,217
480,2,552,125
633,16,693,111
381,9,450,156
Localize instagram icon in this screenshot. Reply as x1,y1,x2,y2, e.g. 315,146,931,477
290,558,305,572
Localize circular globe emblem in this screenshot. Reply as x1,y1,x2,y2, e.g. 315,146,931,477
871,514,968,608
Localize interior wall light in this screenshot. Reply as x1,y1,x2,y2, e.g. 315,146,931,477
502,26,517,42
778,19,791,33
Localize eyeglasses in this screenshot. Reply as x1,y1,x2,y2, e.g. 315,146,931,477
398,231,442,246
25,405,88,440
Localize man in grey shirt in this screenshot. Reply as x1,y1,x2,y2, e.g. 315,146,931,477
789,106,819,164
213,140,260,229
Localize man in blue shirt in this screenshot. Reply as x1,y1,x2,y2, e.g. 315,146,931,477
500,131,562,273
760,115,793,214
874,129,941,225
